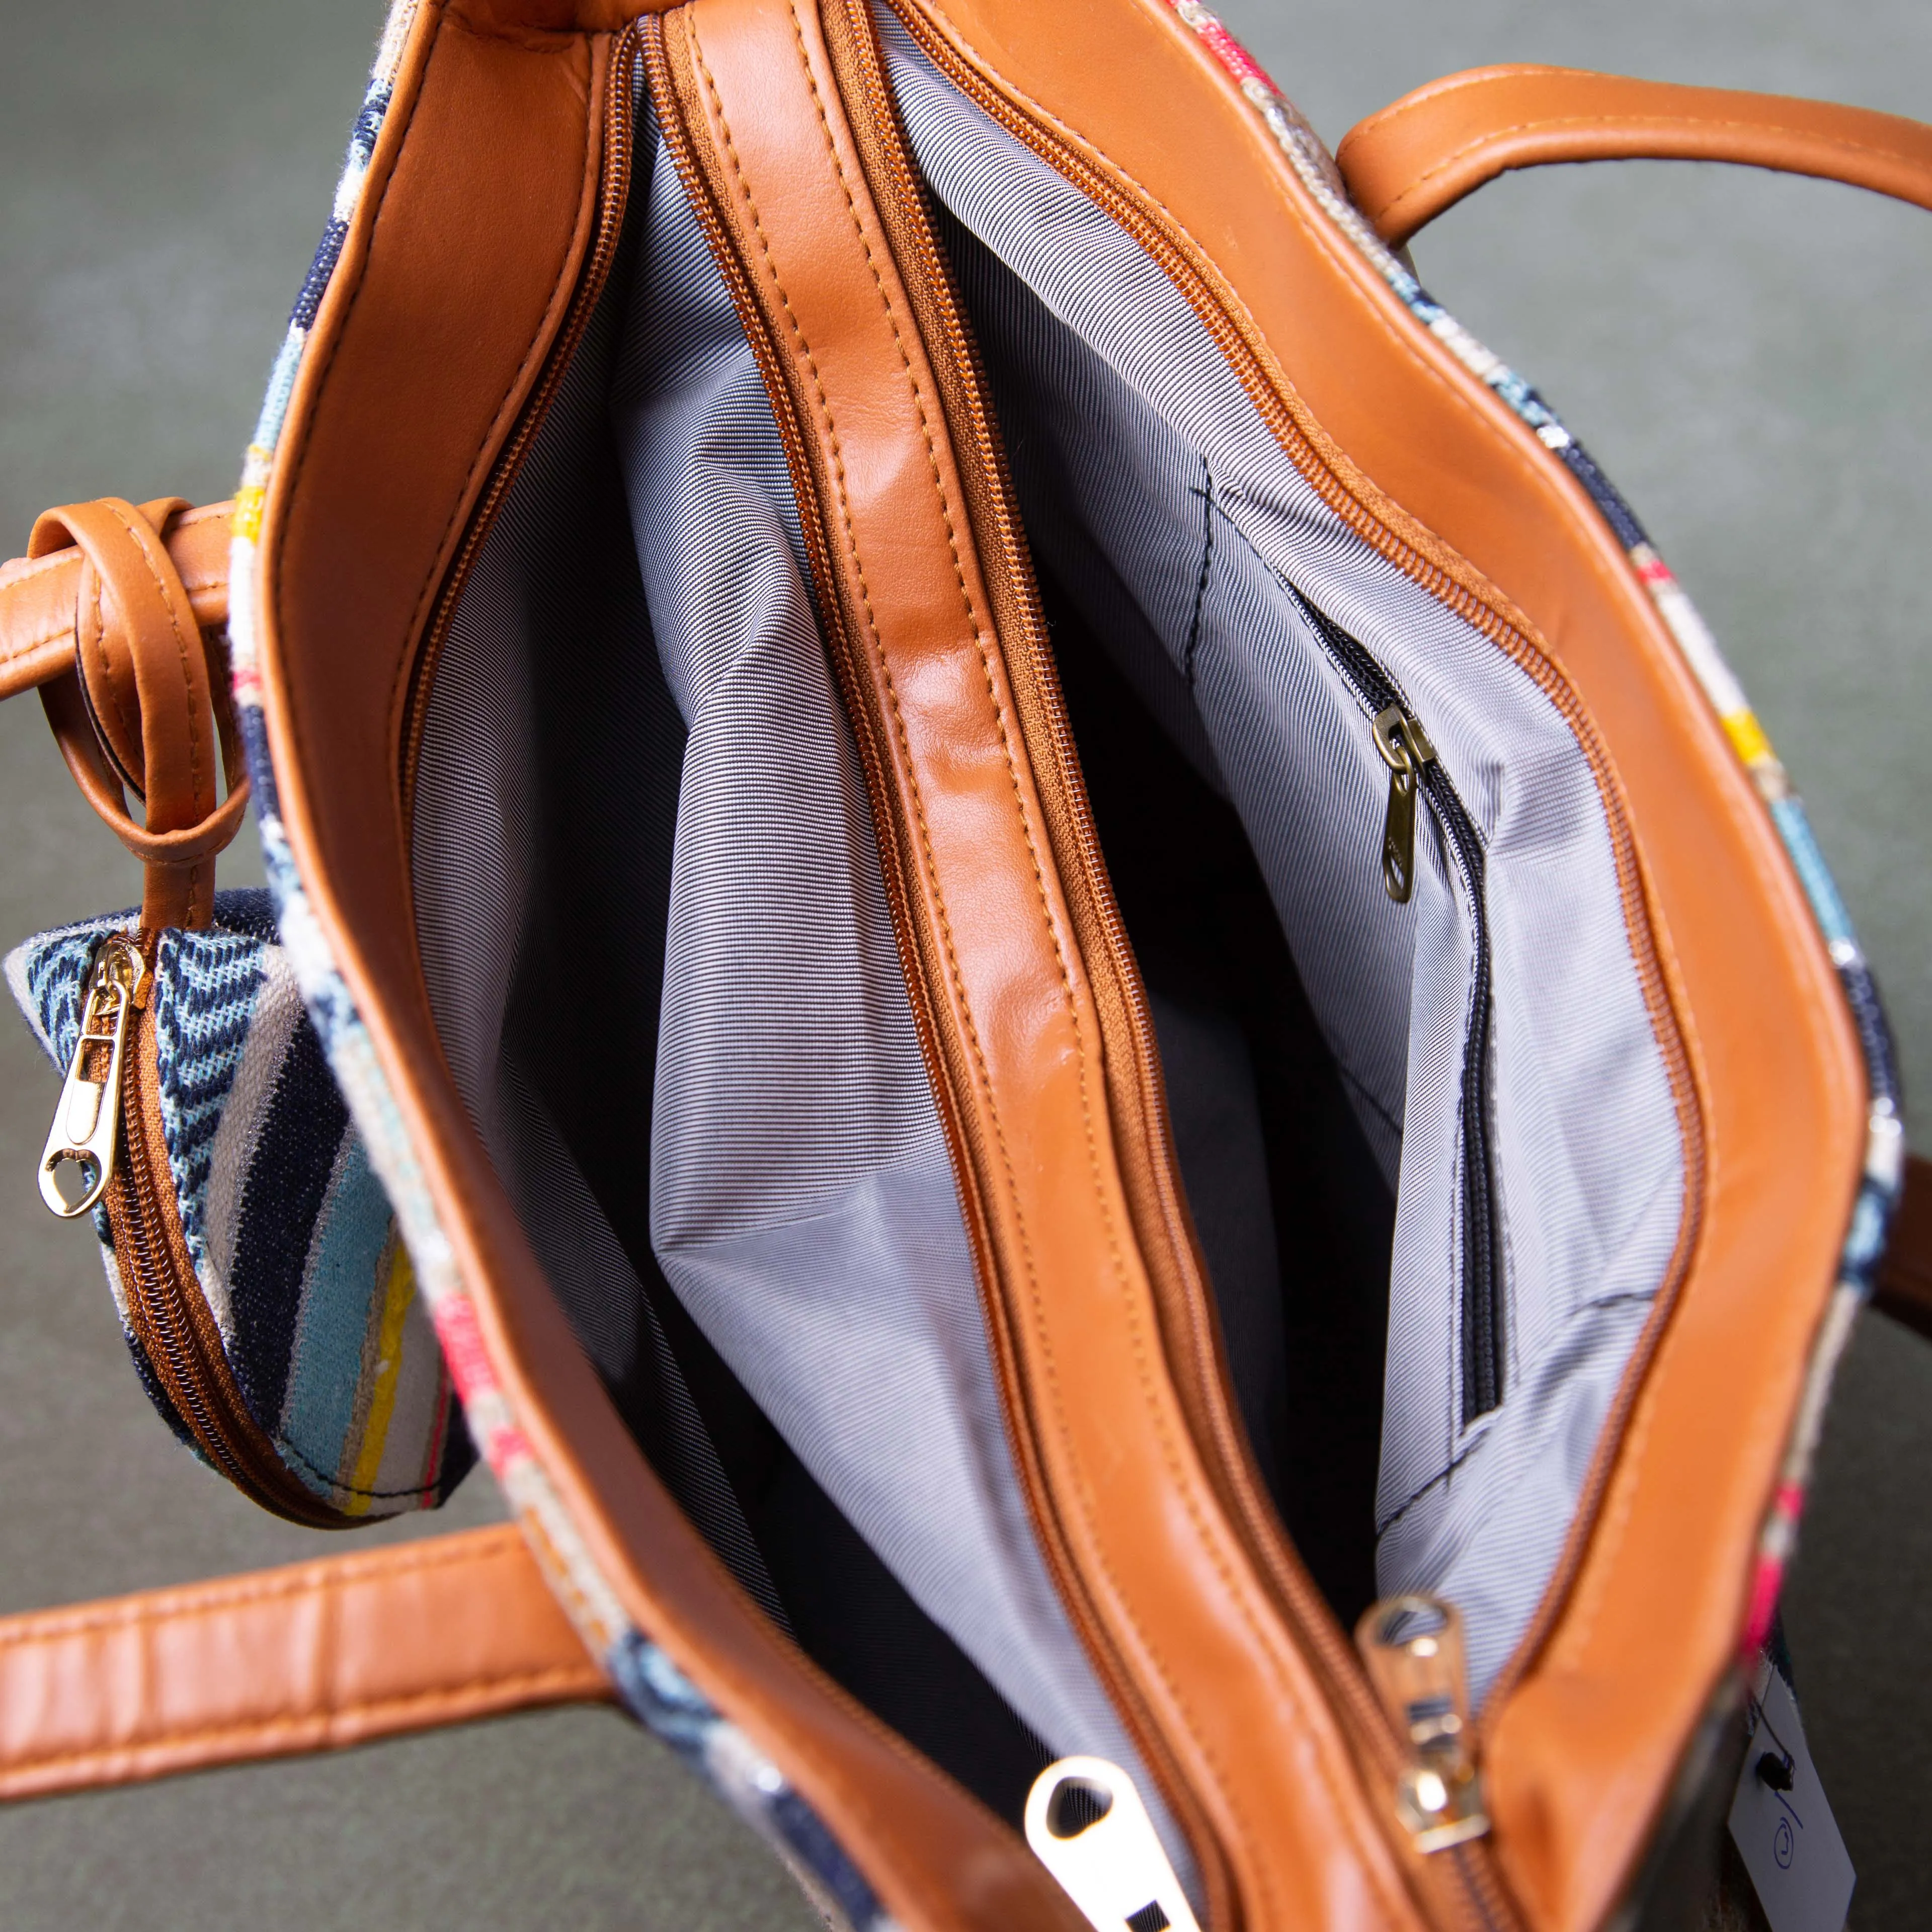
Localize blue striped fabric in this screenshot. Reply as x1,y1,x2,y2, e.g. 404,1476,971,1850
5,891,473,1517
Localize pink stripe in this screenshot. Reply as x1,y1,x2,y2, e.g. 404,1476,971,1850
432,1295,499,1404
1635,556,1674,587
1741,1553,1784,1657
486,1424,535,1473
1158,0,1277,94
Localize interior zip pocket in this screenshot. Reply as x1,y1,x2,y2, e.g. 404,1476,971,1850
1288,589,1504,1423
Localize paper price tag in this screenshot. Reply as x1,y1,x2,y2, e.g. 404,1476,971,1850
1727,1661,1855,1932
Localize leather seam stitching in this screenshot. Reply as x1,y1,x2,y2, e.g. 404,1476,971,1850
0,1532,524,1647
383,23,600,766
719,17,1312,1910
692,11,1227,1852
0,1664,603,1780
1376,111,1932,216
103,500,209,823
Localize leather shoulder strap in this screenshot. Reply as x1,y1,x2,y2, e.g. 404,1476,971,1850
1335,64,1932,248
0,1525,607,1800
0,502,231,703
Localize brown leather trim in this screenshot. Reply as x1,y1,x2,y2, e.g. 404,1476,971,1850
0,1527,608,1801
1337,64,1932,249
253,6,1083,1925
882,4,1866,1926
661,3,1435,1926
0,502,230,703
1875,1153,1932,1344
823,11,1523,1928
24,498,238,928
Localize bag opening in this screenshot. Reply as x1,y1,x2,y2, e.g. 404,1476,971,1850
406,6,1688,1834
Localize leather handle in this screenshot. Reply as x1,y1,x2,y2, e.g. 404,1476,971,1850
2,499,242,929
0,501,231,703
1335,64,1932,249
0,1525,611,1801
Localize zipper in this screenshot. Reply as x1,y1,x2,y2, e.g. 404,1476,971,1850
795,10,1517,1926
1356,1594,1490,1855
1292,590,1503,1424
40,934,349,1527
39,934,146,1221
851,9,1538,1921
397,23,642,832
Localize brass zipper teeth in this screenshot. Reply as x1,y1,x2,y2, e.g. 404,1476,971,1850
886,0,1704,1709
398,22,643,832
867,0,1412,1764
858,7,1678,1921
643,10,1192,1853
806,7,1239,1907
113,987,347,1528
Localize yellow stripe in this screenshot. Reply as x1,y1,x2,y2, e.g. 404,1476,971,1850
231,477,269,544
342,1241,419,1517
1723,708,1774,768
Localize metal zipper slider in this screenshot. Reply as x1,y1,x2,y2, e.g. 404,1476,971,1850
1025,1756,1201,1932
1373,701,1436,904
39,935,149,1220
1356,1594,1490,1852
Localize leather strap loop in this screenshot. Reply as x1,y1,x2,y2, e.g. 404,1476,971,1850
19,498,246,931
0,1526,610,1802
1336,64,1932,249
0,501,231,703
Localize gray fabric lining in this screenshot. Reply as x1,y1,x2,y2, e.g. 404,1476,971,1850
879,11,1685,1700
413,117,1168,1832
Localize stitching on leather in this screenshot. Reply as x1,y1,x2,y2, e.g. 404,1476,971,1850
1381,111,1932,220
686,27,1217,1889
698,18,1310,1904
0,1664,604,1780
80,554,141,761
645,30,1076,1884
0,1530,524,1648
874,8,1628,1905
385,19,602,759
104,500,208,815
0,625,76,661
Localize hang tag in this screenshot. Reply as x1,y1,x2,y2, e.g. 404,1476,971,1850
1025,1757,1201,1932
1727,1660,1855,1932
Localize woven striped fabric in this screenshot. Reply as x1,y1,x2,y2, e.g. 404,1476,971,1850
5,890,473,1517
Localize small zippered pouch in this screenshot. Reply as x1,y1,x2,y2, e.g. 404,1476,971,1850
8,890,472,1524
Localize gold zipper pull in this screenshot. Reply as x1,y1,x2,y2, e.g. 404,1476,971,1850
39,935,149,1221
1356,1594,1490,1853
1025,1757,1201,1932
1373,702,1435,904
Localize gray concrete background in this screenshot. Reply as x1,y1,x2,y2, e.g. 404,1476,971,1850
0,0,1924,1924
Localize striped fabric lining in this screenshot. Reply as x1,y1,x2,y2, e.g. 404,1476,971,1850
1148,0,1904,1658
410,107,1183,1871
224,17,899,1928
208,0,1898,1916
882,10,1683,1703
5,893,468,1514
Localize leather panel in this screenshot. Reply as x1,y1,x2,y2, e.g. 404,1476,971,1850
883,4,1867,1926
253,6,1084,1925
1336,64,1932,248
0,1527,607,1800
662,3,1427,1925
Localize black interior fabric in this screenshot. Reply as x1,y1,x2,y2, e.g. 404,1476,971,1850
1039,565,1397,1627
415,205,1053,1830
